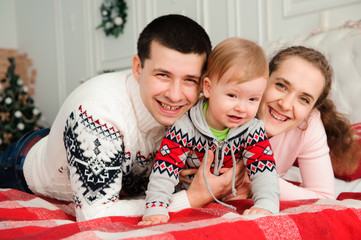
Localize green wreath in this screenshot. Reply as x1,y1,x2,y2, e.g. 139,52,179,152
96,0,128,38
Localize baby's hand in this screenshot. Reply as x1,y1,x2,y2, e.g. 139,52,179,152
243,207,271,215
137,214,169,225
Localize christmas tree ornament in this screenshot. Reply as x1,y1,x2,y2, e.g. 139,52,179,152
3,133,13,145
0,112,10,122
14,110,22,118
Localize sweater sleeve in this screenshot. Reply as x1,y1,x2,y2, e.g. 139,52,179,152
143,126,191,219
63,100,194,221
279,113,335,200
243,121,280,213
64,104,147,221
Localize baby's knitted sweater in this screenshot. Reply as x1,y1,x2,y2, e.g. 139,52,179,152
144,98,280,219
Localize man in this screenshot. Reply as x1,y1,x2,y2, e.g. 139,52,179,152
0,14,243,221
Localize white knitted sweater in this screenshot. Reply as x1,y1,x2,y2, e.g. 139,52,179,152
23,70,191,221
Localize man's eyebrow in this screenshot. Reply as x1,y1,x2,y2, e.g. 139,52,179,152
186,74,201,79
277,77,315,101
152,68,201,79
152,68,169,73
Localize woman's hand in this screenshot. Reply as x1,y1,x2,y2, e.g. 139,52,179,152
185,150,246,208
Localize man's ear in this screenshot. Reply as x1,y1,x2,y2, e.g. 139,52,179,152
203,77,212,98
132,55,141,83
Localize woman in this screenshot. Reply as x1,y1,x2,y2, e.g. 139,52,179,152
184,46,360,203
256,46,359,200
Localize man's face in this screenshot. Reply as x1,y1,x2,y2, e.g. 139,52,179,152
133,41,205,126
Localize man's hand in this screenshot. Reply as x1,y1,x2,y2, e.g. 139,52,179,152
185,150,246,208
137,214,169,225
221,175,251,201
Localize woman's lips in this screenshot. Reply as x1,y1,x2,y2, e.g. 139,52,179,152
269,107,288,122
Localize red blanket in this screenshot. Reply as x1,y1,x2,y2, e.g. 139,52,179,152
1,189,361,239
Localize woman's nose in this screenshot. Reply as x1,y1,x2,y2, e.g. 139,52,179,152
278,94,293,111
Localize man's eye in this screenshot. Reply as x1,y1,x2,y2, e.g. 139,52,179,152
186,79,198,84
157,73,168,78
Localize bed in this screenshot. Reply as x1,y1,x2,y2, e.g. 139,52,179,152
1,20,361,240
1,188,361,239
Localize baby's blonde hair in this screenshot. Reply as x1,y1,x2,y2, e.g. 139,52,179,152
202,37,268,84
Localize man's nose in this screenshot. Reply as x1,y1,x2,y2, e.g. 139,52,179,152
165,80,183,102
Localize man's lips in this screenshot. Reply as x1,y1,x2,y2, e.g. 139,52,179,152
159,101,182,111
269,107,288,122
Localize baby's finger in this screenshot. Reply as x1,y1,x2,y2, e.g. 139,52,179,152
243,209,251,215
179,175,192,184
180,168,198,176
137,220,151,225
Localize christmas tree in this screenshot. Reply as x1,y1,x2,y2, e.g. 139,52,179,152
0,57,43,153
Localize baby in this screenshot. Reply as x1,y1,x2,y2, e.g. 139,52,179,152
138,38,280,225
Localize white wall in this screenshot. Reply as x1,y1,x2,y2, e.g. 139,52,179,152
266,0,361,40
1,0,361,124
15,0,60,125
0,0,17,48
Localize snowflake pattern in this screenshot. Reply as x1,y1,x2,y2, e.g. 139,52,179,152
64,106,154,205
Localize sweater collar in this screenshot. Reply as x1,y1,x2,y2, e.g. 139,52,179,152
126,73,165,134
190,97,254,139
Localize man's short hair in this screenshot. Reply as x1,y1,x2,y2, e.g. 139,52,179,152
137,14,212,68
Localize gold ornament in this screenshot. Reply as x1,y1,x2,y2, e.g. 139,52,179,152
0,112,10,122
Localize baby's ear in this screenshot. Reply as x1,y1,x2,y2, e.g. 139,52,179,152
202,77,212,98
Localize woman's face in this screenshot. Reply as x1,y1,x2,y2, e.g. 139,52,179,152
257,56,325,138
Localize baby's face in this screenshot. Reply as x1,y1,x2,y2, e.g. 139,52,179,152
203,68,267,131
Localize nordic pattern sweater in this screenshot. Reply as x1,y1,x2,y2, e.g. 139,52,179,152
23,70,191,221
144,98,280,219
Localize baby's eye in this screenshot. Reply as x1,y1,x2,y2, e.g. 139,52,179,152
227,94,236,98
249,97,259,102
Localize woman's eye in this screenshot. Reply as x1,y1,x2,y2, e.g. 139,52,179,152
300,97,310,104
275,82,286,89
